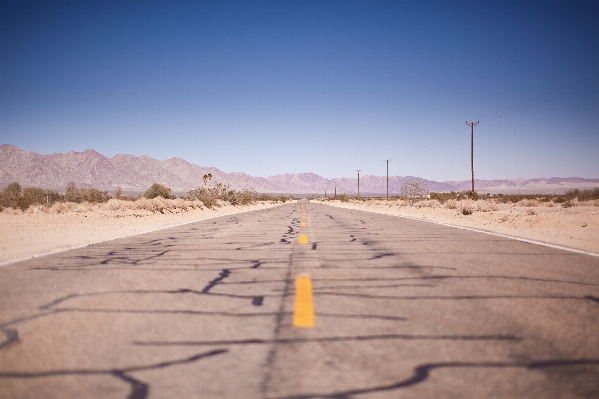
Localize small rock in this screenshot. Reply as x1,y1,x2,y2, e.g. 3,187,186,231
582,223,587,227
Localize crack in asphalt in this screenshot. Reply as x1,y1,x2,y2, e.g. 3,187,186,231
1,201,598,399
0,350,228,399
275,359,599,399
201,269,231,293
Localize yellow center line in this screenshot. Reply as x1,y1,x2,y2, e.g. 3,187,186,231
300,221,306,226
299,234,308,244
293,274,315,328
301,215,306,219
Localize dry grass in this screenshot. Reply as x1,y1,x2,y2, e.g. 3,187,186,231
17,198,207,217
518,198,541,207
414,199,441,208
323,195,599,217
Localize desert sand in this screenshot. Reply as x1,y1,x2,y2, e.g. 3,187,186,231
0,199,288,266
318,198,599,255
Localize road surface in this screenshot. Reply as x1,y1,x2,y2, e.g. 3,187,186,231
1,200,598,398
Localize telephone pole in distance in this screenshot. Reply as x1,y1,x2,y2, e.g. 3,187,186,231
356,170,361,198
465,121,479,194
384,159,391,201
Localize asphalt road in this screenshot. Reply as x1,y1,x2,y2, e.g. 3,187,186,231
1,200,598,399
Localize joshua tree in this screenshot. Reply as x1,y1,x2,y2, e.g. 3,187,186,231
202,173,213,188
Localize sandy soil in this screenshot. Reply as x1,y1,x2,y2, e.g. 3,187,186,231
0,201,288,265
318,199,599,255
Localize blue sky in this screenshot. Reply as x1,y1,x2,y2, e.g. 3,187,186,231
1,0,598,181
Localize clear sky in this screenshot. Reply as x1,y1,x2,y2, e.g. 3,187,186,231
1,0,598,181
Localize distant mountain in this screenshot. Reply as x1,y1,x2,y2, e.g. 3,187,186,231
1,144,598,194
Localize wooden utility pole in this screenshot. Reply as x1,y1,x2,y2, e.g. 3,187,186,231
465,121,479,194
356,170,361,198
384,159,391,200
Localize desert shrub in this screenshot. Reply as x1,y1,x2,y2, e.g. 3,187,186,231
518,198,540,207
100,198,203,215
113,186,137,200
0,205,3,212
335,194,349,202
188,187,218,209
1,182,21,208
563,188,599,201
476,200,499,212
22,186,47,204
461,204,474,215
447,199,477,215
445,199,458,210
106,198,123,211
16,196,32,211
399,179,430,206
65,182,109,203
526,208,538,215
4,182,22,199
230,189,257,206
414,199,441,208
562,198,578,208
1,183,67,209
50,201,78,214
144,183,173,199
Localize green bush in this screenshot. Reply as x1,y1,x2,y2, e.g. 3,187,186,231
22,187,48,204
188,182,263,208
16,196,32,211
144,183,173,199
65,183,110,203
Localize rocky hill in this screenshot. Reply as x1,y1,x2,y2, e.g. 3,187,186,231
1,144,597,194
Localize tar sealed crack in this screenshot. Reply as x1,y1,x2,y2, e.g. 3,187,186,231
202,269,231,293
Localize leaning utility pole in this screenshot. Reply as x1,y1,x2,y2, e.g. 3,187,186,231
356,170,361,198
384,159,391,200
465,121,479,194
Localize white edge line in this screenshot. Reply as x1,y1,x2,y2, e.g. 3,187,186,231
0,203,287,267
321,202,599,259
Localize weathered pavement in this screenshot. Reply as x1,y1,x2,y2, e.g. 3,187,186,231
1,200,598,398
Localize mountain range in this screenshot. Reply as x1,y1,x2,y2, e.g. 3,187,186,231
1,144,598,195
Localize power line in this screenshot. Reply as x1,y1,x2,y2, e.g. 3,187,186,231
401,73,599,160
479,79,599,122
474,72,599,121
